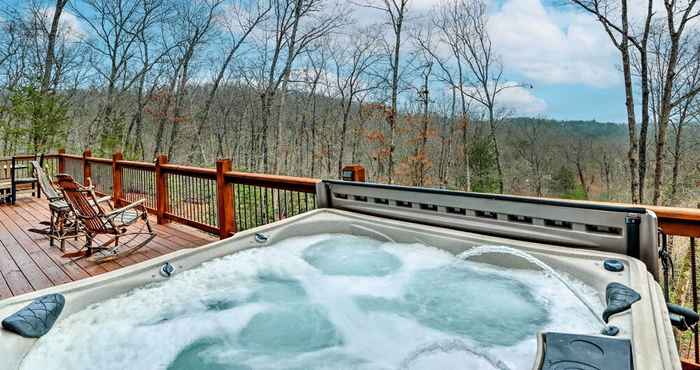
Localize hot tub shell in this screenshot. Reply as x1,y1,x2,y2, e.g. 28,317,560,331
0,181,681,369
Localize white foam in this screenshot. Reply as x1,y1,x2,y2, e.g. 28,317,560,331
21,234,607,370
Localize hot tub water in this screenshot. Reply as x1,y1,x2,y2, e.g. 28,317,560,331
20,234,605,370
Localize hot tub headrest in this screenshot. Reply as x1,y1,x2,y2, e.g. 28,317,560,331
1,293,65,338
603,283,641,323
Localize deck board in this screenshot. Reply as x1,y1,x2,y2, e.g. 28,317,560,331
0,196,217,299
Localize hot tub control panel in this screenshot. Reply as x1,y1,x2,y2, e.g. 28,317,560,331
539,332,633,370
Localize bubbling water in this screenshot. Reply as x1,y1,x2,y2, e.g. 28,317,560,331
20,234,604,370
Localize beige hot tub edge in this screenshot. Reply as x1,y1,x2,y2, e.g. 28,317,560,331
0,208,681,369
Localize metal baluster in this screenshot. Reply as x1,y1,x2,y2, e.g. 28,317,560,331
660,231,670,301
188,175,193,221
240,184,245,230
267,187,272,224
245,185,250,230
263,187,269,225
253,186,260,227
173,173,178,216
691,236,699,363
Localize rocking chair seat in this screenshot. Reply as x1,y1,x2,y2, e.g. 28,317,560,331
104,209,142,227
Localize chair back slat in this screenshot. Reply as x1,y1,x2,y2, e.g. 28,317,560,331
56,174,109,233
32,160,61,200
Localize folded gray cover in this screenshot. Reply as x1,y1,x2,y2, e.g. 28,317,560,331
2,294,65,338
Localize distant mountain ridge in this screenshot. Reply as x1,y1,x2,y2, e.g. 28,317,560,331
505,117,628,138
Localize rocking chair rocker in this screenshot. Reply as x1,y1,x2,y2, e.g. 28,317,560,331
56,174,156,263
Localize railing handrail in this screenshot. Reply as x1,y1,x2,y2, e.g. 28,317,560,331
0,153,60,161
85,156,113,165
116,159,155,170
58,153,82,160
225,170,319,193
161,163,216,177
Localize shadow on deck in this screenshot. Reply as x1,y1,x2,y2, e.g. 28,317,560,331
0,196,217,299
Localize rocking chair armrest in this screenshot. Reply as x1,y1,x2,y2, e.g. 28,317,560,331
103,199,147,219
46,195,63,203
93,195,112,205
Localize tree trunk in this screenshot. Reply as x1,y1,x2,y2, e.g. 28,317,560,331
189,46,237,164
40,0,68,92
669,100,690,205
653,30,682,205
337,98,352,178
488,109,504,194
620,0,639,203
387,5,405,184
637,0,653,203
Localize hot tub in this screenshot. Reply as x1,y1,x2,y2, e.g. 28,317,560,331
0,182,680,369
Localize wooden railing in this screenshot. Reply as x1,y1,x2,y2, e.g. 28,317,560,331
53,149,320,239
659,211,700,365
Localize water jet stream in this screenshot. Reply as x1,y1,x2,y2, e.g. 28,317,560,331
399,339,511,370
458,245,606,327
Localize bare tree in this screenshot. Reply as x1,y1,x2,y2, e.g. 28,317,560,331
72,0,168,153
567,0,654,203
444,0,520,194
252,0,344,172
361,0,409,183
329,28,381,177
40,0,70,93
651,0,700,204
512,121,551,197
188,0,271,164
165,0,225,160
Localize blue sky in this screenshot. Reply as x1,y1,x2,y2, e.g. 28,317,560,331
536,85,626,122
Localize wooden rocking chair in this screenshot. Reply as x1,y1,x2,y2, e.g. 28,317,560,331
28,160,79,251
56,174,156,263
28,161,111,251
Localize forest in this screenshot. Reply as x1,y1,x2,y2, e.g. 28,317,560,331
0,0,698,207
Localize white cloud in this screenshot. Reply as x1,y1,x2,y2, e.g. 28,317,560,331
498,84,547,114
489,0,620,87
40,8,84,41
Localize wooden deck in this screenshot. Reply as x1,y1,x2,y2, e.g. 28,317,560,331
0,196,217,299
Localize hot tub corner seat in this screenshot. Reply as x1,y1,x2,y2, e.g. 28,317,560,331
1,294,65,338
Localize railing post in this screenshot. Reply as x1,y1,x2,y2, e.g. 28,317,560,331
341,164,366,182
82,149,91,186
112,152,123,207
57,148,65,174
155,155,169,225
216,159,235,239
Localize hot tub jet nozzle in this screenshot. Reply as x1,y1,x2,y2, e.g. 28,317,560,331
160,262,175,278
255,233,269,243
